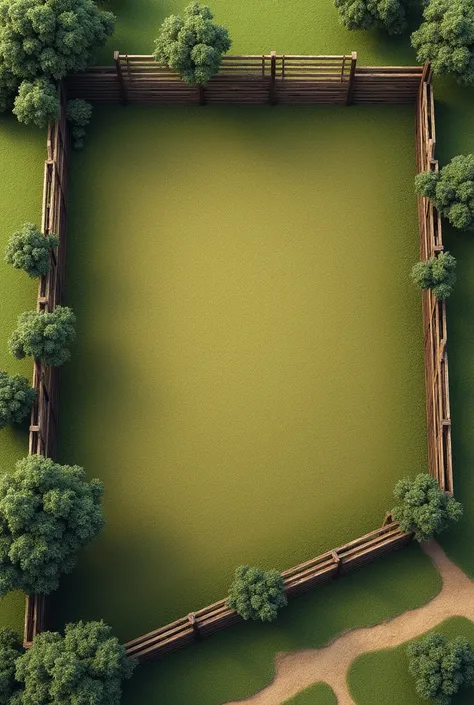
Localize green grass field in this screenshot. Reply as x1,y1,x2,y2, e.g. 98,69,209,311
348,617,474,705
98,0,421,65
51,104,427,641
1,2,474,705
0,115,45,637
284,683,337,705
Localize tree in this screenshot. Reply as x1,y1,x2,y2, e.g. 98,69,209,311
154,3,231,84
334,0,409,35
412,252,457,300
67,99,93,151
0,454,104,596
14,621,135,705
0,372,36,430
12,78,60,128
407,633,474,705
0,0,115,127
227,565,287,622
415,155,474,230
5,223,59,278
391,473,463,542
8,306,76,367
0,629,22,705
411,0,474,85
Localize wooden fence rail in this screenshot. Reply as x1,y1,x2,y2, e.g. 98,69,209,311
65,53,423,105
23,94,70,648
415,65,453,494
125,520,411,663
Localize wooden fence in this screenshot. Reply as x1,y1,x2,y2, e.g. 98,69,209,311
125,520,411,663
23,97,70,647
415,65,453,494
23,60,453,657
65,53,423,106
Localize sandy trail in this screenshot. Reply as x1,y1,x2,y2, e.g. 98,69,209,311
225,541,474,705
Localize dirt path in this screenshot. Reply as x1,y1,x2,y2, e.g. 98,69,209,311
225,541,474,705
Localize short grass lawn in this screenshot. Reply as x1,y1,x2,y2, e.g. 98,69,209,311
348,617,474,705
52,104,427,643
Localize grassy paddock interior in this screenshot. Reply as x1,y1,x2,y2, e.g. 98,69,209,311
348,617,474,705
53,104,426,640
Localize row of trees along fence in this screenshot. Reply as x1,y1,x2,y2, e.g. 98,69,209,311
415,64,453,495
64,53,424,105
23,90,70,648
24,60,453,657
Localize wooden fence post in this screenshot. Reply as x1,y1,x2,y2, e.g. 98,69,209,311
187,612,200,640
198,84,206,106
114,51,128,105
346,51,357,106
269,51,277,105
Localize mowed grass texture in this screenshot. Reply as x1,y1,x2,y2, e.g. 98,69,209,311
348,617,474,705
283,683,337,705
0,115,45,637
52,105,427,641
98,0,422,64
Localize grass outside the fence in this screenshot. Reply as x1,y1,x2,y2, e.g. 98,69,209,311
348,616,474,705
0,115,45,638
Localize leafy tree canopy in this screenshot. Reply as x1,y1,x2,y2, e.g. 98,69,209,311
5,223,59,278
391,473,463,542
0,629,22,705
0,454,104,596
227,565,287,622
407,633,474,705
154,2,231,84
412,252,457,300
8,306,76,367
12,78,59,127
416,155,474,230
411,0,474,84
334,0,409,35
14,621,135,705
0,0,115,126
0,372,36,430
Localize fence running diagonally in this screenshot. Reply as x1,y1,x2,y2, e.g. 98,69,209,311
415,65,453,494
23,60,453,660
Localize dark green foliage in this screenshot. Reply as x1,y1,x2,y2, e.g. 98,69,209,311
0,629,22,705
5,223,59,278
12,78,59,128
407,633,474,704
0,454,104,596
14,621,135,705
227,565,287,622
8,306,76,367
416,156,474,230
411,0,474,85
0,0,115,127
411,252,457,300
392,473,463,542
334,0,409,35
154,3,231,84
0,372,36,430
67,99,93,150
